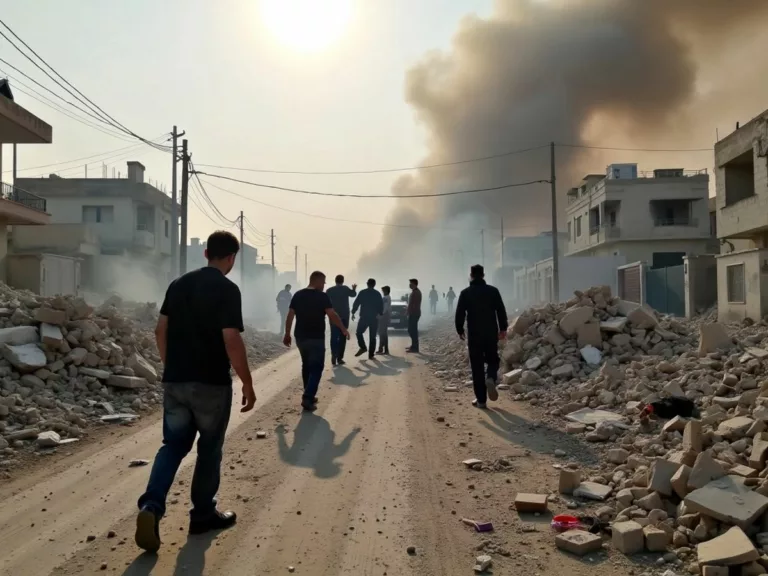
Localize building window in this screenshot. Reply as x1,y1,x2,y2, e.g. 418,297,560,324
82,205,114,223
164,219,169,238
727,263,746,303
575,216,582,237
724,149,755,206
567,221,572,240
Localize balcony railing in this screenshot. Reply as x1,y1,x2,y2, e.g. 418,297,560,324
654,217,699,227
1,181,47,212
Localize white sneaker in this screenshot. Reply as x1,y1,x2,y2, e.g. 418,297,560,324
486,377,498,402
471,399,488,409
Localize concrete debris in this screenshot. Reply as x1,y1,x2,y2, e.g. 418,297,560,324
685,475,768,528
473,555,492,573
697,526,759,566
555,530,602,556
514,493,548,513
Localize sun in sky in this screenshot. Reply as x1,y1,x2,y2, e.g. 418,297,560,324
259,0,353,52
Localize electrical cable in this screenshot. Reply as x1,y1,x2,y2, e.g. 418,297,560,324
188,162,238,225
189,177,237,227
194,171,549,199
556,143,713,153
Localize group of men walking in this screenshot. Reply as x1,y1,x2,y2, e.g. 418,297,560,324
134,228,507,554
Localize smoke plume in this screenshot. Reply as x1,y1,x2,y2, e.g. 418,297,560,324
357,0,768,285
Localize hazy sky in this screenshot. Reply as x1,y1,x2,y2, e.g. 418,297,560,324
0,0,492,277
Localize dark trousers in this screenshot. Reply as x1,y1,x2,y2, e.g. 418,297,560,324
138,382,232,520
408,313,421,351
468,337,500,404
356,316,379,353
330,317,350,360
297,338,325,403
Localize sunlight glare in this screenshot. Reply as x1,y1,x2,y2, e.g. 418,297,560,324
259,0,352,52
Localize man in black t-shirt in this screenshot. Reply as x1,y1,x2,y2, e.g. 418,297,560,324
284,271,349,411
135,231,255,553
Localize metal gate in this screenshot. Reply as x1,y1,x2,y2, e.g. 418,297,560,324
618,263,642,304
645,264,685,317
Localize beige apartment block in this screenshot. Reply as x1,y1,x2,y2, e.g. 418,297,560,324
714,110,768,322
565,164,713,268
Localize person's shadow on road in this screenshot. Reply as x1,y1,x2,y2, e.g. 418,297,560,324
121,552,158,576
172,531,218,576
329,365,370,387
276,412,360,478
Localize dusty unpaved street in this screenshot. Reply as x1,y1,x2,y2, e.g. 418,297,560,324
1,328,635,576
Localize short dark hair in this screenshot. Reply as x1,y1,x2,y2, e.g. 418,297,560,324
335,274,344,284
471,264,485,279
367,278,376,287
382,285,391,294
285,284,292,290
309,271,326,283
409,278,419,286
206,231,240,260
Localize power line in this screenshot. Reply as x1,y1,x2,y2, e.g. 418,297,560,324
195,171,549,199
195,144,549,175
189,162,238,225
243,216,271,240
557,143,713,153
189,177,236,227
2,140,146,175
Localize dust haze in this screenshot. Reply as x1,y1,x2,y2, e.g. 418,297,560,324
357,0,768,289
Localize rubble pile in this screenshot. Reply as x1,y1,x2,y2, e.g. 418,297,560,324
427,286,768,574
0,283,284,469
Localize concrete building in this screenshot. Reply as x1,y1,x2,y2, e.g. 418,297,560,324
714,110,768,322
0,80,52,282
564,163,712,268
14,161,175,299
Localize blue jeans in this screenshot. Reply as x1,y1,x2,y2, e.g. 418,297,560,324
297,338,325,403
356,316,379,353
138,382,232,520
330,317,350,361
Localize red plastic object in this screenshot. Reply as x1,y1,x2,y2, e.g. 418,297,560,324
551,514,582,532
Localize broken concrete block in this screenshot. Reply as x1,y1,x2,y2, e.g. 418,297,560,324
698,323,734,356
510,314,532,336
545,325,566,346
688,451,726,490
580,345,602,365
555,530,602,556
697,526,759,566
649,459,681,497
599,317,627,333
559,306,594,336
502,369,522,385
671,465,692,499
551,364,573,379
107,375,148,389
34,307,67,326
643,524,671,552
719,416,755,439
559,469,581,495
0,325,39,346
702,566,730,576
127,353,158,384
79,367,111,380
683,420,703,453
636,491,664,511
574,482,611,501
662,415,687,433
473,555,492,573
3,343,47,372
608,448,630,465
612,520,644,555
751,434,768,470
730,465,759,478
577,322,602,348
663,380,686,399
514,493,548,513
36,430,61,448
747,347,768,360
40,323,64,348
525,356,542,370
685,475,768,528
628,307,657,329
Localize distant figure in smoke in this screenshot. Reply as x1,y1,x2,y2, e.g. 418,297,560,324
407,278,422,353
455,264,508,409
276,284,292,333
429,285,439,315
283,271,349,411
326,275,357,366
446,287,456,312
351,278,384,360
377,286,392,355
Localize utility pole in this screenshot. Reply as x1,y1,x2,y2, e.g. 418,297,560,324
239,211,244,287
170,126,185,276
270,229,276,292
550,141,560,302
500,216,504,268
481,229,485,266
85,164,88,178
179,138,189,274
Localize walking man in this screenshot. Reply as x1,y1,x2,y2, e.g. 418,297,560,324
284,271,349,411
429,285,439,315
351,278,383,360
376,285,392,355
406,278,422,353
135,231,255,552
276,284,292,333
326,275,357,366
446,286,457,312
455,264,508,409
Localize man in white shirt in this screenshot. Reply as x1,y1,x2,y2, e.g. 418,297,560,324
376,286,392,355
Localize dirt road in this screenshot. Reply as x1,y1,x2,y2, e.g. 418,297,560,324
0,329,637,576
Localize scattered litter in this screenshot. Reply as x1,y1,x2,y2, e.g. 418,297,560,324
461,518,494,532
129,459,150,467
100,414,139,423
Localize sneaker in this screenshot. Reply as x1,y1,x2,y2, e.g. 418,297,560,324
301,402,317,412
354,348,367,357
189,510,237,535
337,359,346,366
486,377,499,402
135,506,161,552
471,399,488,410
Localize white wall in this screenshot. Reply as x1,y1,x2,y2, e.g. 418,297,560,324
46,197,134,246
559,255,626,299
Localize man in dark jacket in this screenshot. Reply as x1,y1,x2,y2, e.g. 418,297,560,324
406,278,422,353
351,278,383,360
455,264,508,409
326,275,357,366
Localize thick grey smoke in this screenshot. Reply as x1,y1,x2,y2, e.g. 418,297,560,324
357,0,768,284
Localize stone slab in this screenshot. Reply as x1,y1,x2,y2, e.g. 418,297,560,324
599,317,627,333
3,343,47,372
80,367,110,380
649,459,681,497
697,526,759,566
559,306,594,336
34,307,67,326
685,475,768,529
107,375,148,389
565,408,625,426
574,481,612,501
688,451,726,490
0,326,39,346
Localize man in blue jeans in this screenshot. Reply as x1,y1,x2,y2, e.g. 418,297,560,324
352,278,384,360
135,231,256,553
326,274,357,366
284,271,349,411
